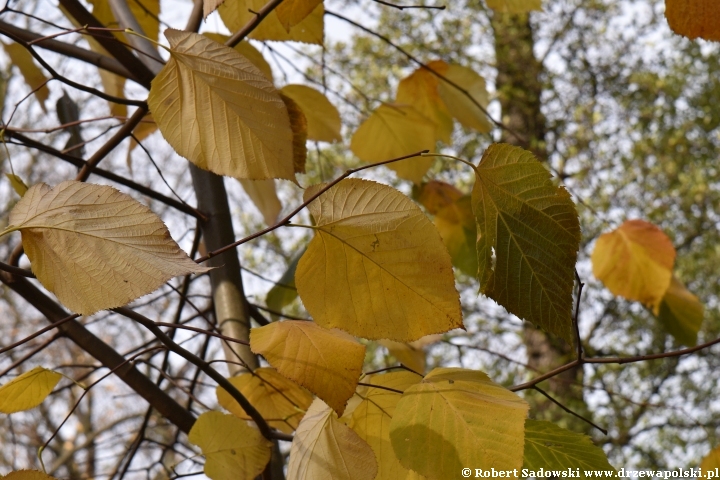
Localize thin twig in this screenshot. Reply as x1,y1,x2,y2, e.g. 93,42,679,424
357,382,405,394
371,0,446,10
532,386,607,435
573,269,584,361
0,314,80,356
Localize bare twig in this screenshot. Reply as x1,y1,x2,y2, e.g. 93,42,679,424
532,386,607,435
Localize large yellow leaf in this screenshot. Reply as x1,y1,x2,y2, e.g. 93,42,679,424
656,276,704,346
2,471,58,480
202,33,274,82
296,178,463,342
216,367,312,433
701,445,720,470
276,0,324,31
250,321,365,416
665,0,720,41
486,0,542,13
220,0,324,45
239,179,282,226
1,42,49,112
4,181,209,316
0,367,61,414
188,411,272,480
346,371,422,479
288,398,378,480
396,62,454,143
591,219,676,311
437,64,492,133
280,84,342,143
472,144,580,343
389,368,529,477
350,104,436,184
148,30,296,182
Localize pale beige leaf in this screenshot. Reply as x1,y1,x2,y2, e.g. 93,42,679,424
202,33,274,82
220,0,324,45
250,321,365,415
216,367,313,433
280,84,342,143
396,61,453,143
0,367,61,413
148,29,295,182
239,179,282,226
350,104,436,184
296,178,463,341
276,0,324,31
486,0,542,13
6,181,209,315
437,64,492,133
188,411,272,480
288,398,378,480
1,42,49,112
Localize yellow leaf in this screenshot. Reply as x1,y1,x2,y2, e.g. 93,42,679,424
216,367,313,433
415,180,463,215
437,64,492,133
148,29,296,182
396,61,454,143
1,42,49,112
0,367,61,413
2,471,58,480
280,93,309,174
389,368,529,476
220,0,324,45
202,33,274,82
472,144,580,343
276,0,324,31
656,276,704,346
204,0,226,17
250,321,365,416
665,0,720,41
296,178,464,342
350,104,436,184
288,398,378,480
5,181,209,316
188,411,272,480
379,335,440,375
486,0,542,13
280,84,342,143
5,173,28,197
591,219,676,311
346,371,424,480
239,179,282,226
701,445,720,470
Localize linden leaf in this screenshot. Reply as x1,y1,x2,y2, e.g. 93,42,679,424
250,321,365,415
280,93,309,174
379,335,440,375
5,173,29,197
701,445,720,470
2,471,59,480
220,0,324,45
415,180,463,215
188,411,272,480
5,181,209,316
472,144,580,343
350,104,436,184
288,398,378,480
204,0,226,17
202,33,274,82
148,29,296,182
216,367,313,434
345,371,423,480
656,276,704,346
437,64,492,133
0,367,61,413
396,61,454,143
276,0,324,31
280,84,342,143
665,0,720,41
591,219,676,311
523,420,616,475
1,42,49,112
296,178,464,342
389,368,529,476
239,179,282,226
486,0,542,13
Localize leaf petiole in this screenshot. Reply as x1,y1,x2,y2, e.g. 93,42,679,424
421,152,479,174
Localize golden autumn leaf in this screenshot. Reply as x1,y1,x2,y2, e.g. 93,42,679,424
288,398,378,480
592,219,676,311
1,42,50,112
188,411,272,480
350,104,436,184
280,93,309,174
0,367,61,414
204,0,226,17
239,179,282,226
250,321,365,415
2,471,59,480
220,0,324,45
296,178,464,342
276,0,324,31
472,144,580,343
396,61,453,143
437,64,492,133
280,84,342,143
665,0,720,42
486,0,542,13
656,276,704,346
148,30,296,182
3,181,209,316
5,173,28,197
415,180,463,215
216,367,312,433
389,368,529,477
701,445,720,470
379,335,440,375
202,33,274,82
345,371,423,480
